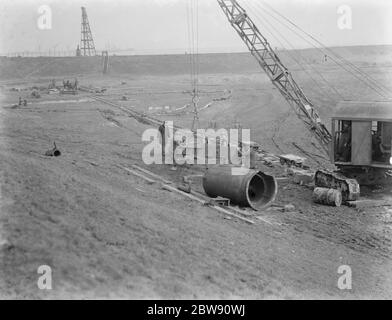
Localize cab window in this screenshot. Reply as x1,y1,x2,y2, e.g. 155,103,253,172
334,120,352,163
372,121,392,164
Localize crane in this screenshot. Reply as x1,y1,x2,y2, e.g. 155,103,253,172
216,0,332,154
216,0,368,201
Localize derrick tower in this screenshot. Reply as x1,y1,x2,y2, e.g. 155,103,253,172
80,7,96,56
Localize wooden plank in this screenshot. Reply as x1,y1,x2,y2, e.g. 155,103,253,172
191,190,210,201
229,206,279,226
116,165,156,184
162,184,207,204
226,206,254,217
255,216,277,226
193,191,277,226
162,184,255,224
210,205,255,225
131,164,172,184
347,199,392,209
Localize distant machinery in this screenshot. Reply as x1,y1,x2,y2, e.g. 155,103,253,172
80,7,96,56
60,78,78,95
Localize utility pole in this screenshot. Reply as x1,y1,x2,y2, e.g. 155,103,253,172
80,7,96,56
102,51,109,74
53,43,59,57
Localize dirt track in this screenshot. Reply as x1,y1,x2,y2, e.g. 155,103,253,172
1,51,392,299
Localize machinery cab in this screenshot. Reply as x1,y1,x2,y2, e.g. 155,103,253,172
331,101,392,171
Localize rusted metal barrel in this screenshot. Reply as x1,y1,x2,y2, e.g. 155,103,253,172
312,187,342,207
202,166,278,210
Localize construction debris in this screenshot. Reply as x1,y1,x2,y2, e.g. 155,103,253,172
162,184,255,225
212,89,232,101
279,154,307,168
31,90,41,98
287,168,315,186
206,197,230,207
346,199,392,209
257,152,281,166
183,174,203,185
283,204,296,212
177,183,191,194
45,142,61,157
116,164,257,224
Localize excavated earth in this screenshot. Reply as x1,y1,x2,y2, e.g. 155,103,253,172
1,49,392,299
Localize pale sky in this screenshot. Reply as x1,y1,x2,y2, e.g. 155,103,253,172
0,0,391,55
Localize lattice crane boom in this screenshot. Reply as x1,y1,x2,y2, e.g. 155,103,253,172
217,0,332,153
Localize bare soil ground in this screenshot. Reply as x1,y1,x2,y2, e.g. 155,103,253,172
1,48,392,299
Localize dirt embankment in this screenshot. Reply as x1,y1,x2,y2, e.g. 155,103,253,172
1,45,392,80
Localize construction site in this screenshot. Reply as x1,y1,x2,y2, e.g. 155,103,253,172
1,0,392,299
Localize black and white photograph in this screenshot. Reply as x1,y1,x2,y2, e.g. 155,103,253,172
0,0,391,303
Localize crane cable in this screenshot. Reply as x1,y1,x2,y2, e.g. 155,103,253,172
186,0,200,130
246,1,344,101
258,1,391,99
245,1,337,150
257,1,390,99
243,1,336,153
259,0,390,95
261,1,392,97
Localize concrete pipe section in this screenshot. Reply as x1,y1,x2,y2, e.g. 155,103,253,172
202,166,278,210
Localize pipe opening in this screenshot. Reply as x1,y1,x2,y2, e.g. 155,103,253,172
248,174,265,202
246,172,277,210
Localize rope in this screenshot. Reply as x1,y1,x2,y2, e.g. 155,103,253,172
246,1,344,101
258,0,391,99
186,0,200,130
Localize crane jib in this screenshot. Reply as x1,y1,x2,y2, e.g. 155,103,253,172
217,0,332,153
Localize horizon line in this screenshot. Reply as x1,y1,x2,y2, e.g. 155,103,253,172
2,43,392,58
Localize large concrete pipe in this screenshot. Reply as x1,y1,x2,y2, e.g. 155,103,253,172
202,166,278,210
